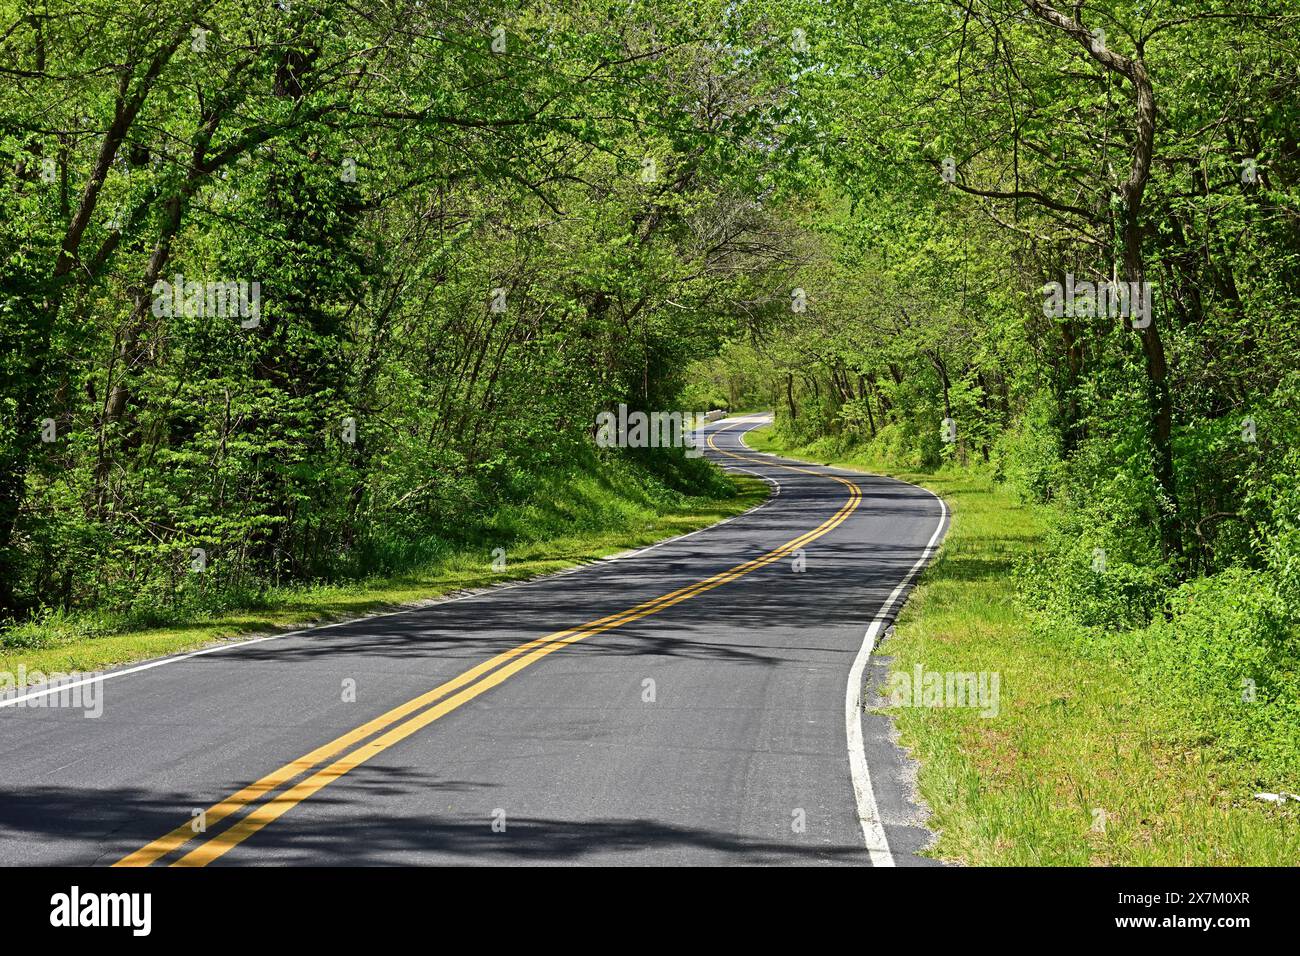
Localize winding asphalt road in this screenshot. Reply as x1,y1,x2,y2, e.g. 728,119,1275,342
0,416,948,866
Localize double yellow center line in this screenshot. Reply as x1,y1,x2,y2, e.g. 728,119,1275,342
115,424,861,866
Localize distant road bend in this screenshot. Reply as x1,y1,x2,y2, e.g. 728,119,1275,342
0,415,949,866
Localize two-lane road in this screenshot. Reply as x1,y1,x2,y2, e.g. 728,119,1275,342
0,417,947,866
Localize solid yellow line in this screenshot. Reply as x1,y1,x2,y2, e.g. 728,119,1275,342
174,510,846,866
174,470,859,866
121,423,860,867
112,634,560,866
121,426,776,868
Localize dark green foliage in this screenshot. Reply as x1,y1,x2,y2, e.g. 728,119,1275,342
688,1,1300,784
0,0,803,626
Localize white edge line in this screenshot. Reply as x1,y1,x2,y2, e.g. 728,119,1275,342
0,422,777,710
737,423,949,867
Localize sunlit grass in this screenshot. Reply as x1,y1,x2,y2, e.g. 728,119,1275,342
1,474,768,676
750,425,1300,865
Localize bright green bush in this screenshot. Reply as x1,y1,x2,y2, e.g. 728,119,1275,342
1125,567,1300,787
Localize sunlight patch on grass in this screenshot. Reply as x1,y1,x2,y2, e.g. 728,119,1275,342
750,424,1300,865
1,475,767,676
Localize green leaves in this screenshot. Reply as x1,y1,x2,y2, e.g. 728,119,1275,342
0,0,806,620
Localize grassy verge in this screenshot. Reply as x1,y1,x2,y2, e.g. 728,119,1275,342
2,465,767,677
748,425,1300,865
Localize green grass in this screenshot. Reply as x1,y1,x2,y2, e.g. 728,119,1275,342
1,467,768,677
749,425,1300,865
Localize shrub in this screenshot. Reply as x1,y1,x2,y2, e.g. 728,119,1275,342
1125,567,1300,787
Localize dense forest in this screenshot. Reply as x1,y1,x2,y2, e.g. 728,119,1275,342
1,0,807,628
2,2,1298,785
684,1,1300,788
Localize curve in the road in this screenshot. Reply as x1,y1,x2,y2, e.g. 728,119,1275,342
719,425,948,867
0,416,949,867
118,421,891,867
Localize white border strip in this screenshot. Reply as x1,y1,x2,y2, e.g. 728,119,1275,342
845,497,947,866
738,425,949,867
